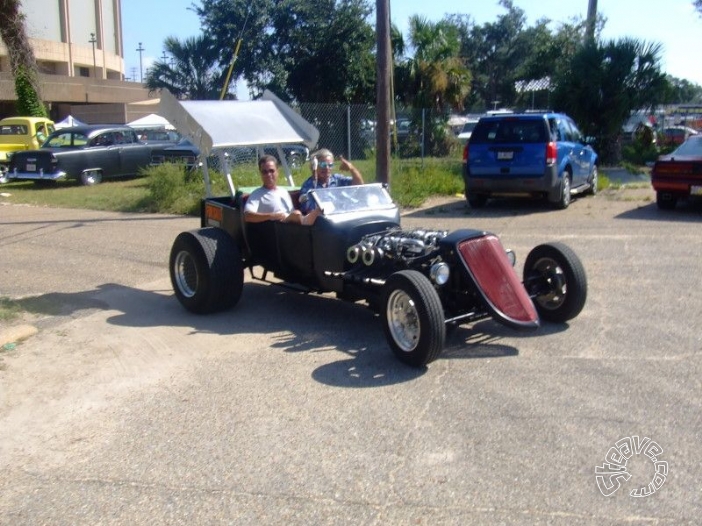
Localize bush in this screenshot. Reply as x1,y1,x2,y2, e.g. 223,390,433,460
144,163,206,215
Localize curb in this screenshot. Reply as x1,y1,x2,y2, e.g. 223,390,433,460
0,324,38,348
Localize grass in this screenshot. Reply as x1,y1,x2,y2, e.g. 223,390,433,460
0,295,66,325
0,155,465,214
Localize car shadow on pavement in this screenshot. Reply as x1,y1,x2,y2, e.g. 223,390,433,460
15,280,556,387
615,200,702,221
403,195,585,220
441,318,568,361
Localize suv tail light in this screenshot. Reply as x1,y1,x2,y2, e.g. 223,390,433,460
462,143,469,165
546,141,557,166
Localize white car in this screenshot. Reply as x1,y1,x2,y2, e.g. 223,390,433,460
457,120,479,143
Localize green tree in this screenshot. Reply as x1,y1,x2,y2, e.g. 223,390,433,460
144,35,226,100
194,0,376,103
393,16,471,155
665,75,702,104
0,0,47,116
552,38,668,163
463,0,528,111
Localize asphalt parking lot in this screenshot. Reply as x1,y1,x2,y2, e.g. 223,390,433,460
0,186,700,524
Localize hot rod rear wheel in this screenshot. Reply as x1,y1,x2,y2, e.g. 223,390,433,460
381,270,445,368
169,228,244,314
523,242,587,323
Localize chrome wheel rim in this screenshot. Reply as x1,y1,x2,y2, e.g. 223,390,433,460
386,289,420,352
174,250,198,298
563,176,571,206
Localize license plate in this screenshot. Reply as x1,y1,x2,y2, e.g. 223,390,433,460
497,151,513,160
26,163,36,172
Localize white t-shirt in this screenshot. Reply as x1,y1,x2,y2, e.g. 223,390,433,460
244,186,293,215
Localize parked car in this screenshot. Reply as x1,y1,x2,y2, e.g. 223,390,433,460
661,126,698,147
5,125,166,185
0,116,55,179
151,139,309,171
462,112,598,209
163,95,588,368
457,119,479,144
651,134,702,209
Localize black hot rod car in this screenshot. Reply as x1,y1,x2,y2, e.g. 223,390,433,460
160,89,587,367
169,183,587,367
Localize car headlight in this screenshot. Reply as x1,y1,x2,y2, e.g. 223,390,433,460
430,262,450,285
505,249,516,266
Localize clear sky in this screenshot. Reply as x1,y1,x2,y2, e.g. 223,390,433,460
122,0,702,97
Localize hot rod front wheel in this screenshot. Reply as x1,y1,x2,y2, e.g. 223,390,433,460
381,270,445,368
523,242,587,323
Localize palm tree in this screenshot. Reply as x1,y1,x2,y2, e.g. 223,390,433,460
395,16,471,156
144,35,227,100
553,38,668,163
0,0,47,116
404,15,471,113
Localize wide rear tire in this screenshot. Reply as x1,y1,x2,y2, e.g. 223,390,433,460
523,242,587,323
169,228,244,314
381,270,445,368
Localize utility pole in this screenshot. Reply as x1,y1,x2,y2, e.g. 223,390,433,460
89,32,97,78
586,0,598,43
136,42,145,83
375,0,391,185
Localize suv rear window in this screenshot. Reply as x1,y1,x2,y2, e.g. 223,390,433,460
471,118,548,144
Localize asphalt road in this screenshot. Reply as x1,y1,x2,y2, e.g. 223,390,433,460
0,188,701,525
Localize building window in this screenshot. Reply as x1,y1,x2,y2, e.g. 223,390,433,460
78,67,89,77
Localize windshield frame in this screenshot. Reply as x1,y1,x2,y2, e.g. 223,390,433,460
309,183,395,216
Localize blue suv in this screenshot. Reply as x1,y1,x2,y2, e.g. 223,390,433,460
462,112,598,209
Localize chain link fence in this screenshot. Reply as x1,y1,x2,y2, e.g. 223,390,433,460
297,103,462,161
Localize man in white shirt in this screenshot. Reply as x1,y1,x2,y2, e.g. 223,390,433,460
245,155,321,225
244,155,303,223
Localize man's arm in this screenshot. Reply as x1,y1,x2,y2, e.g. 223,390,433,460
339,156,364,185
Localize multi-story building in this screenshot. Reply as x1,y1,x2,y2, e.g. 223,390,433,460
0,0,152,123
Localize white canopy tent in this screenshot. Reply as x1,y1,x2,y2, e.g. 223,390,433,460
54,115,87,129
127,113,175,130
159,89,319,192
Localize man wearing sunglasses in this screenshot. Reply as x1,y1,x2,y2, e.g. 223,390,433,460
298,148,364,215
245,155,308,224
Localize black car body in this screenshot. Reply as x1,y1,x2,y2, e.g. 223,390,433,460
6,125,166,185
170,183,588,368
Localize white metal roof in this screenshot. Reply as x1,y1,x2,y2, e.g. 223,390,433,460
159,89,319,158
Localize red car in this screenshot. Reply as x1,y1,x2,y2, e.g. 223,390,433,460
651,135,702,209
662,126,698,147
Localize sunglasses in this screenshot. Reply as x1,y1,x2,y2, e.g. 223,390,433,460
261,169,276,174
318,161,334,169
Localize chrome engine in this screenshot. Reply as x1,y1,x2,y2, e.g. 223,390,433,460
347,228,448,267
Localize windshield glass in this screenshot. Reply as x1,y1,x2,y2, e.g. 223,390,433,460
673,136,702,156
310,183,394,215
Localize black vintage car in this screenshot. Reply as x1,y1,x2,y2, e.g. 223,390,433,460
169,183,587,368
6,125,168,185
151,139,310,171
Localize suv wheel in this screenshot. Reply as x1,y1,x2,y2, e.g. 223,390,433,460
656,191,677,210
585,165,598,196
467,193,488,208
555,172,572,209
